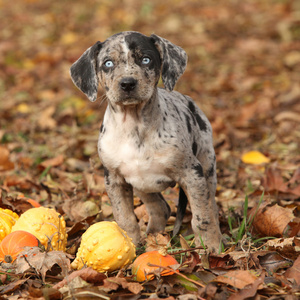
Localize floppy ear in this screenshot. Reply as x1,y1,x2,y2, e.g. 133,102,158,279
70,41,102,102
150,34,187,92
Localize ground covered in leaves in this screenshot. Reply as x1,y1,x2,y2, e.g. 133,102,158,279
0,0,299,299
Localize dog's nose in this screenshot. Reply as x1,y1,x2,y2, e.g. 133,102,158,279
120,77,137,92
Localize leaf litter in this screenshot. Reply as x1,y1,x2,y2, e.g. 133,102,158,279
0,0,299,299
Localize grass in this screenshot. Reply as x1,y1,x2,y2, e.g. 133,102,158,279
227,191,271,248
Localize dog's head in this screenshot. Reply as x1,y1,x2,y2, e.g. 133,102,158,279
70,32,187,105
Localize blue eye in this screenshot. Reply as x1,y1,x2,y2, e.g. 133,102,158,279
104,60,114,68
142,57,151,65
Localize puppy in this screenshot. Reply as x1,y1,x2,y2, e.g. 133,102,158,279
70,31,222,252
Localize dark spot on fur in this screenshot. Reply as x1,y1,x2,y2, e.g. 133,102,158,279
195,114,207,132
125,32,161,77
103,167,110,185
100,123,105,134
188,100,196,113
184,113,192,133
174,105,181,117
206,162,215,178
193,163,204,177
192,141,198,155
197,225,207,232
105,86,109,91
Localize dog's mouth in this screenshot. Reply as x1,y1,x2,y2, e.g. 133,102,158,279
115,96,144,106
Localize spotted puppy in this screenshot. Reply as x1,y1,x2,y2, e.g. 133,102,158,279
70,31,222,251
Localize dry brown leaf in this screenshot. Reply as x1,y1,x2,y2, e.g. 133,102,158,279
145,233,171,252
16,247,71,282
134,204,149,222
284,256,300,285
262,166,289,193
228,270,265,300
262,166,300,196
103,277,143,295
62,198,100,222
53,267,107,289
38,154,64,169
37,105,57,130
84,172,106,193
265,237,300,260
258,252,292,273
214,270,262,289
249,202,296,237
0,146,14,171
0,279,28,295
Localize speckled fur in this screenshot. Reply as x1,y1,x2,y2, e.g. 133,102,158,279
70,32,222,252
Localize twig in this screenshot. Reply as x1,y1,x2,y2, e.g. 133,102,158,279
147,263,205,288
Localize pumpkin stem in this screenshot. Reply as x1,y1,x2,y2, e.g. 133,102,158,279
4,255,13,263
158,247,168,256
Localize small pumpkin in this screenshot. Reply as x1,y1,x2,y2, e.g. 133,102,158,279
0,230,39,263
11,207,67,251
132,249,178,281
0,208,19,242
71,221,136,273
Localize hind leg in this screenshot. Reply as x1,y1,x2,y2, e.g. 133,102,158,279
134,190,171,234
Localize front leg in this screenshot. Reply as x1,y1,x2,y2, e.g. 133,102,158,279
134,190,171,234
178,162,222,252
104,168,140,245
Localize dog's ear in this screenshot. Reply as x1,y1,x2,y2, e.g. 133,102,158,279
70,41,102,102
150,34,187,92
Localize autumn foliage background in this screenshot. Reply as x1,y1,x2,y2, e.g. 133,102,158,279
0,0,299,299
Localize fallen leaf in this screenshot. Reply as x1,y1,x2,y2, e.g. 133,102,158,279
16,247,71,282
53,267,107,289
37,106,57,130
228,270,265,300
62,198,100,222
16,103,30,114
214,270,262,289
0,146,14,171
0,279,28,295
102,277,143,295
134,204,149,222
265,237,300,260
262,165,300,196
249,202,296,237
180,252,200,273
145,233,171,252
284,256,300,285
241,151,270,165
38,154,64,169
258,251,292,274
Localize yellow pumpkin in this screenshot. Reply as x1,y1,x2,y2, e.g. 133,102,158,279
0,208,19,242
71,221,136,272
11,207,67,251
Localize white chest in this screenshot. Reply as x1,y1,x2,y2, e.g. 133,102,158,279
99,130,173,192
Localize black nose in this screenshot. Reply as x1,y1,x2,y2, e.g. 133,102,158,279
120,77,137,92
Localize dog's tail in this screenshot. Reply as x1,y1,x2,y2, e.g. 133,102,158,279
173,187,188,237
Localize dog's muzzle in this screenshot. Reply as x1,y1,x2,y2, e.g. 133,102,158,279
117,77,142,105
120,77,137,93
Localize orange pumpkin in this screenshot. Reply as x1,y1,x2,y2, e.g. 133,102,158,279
131,249,178,281
0,230,39,263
